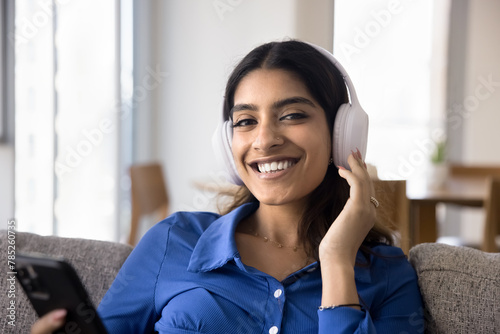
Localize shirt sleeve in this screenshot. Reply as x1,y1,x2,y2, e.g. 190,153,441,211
97,217,173,333
317,249,424,333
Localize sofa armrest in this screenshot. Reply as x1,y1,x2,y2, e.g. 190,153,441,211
409,243,500,333
0,230,132,333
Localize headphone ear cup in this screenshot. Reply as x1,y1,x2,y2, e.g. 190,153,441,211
212,121,243,185
333,103,369,170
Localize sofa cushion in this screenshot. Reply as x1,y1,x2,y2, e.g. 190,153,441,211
409,243,500,334
0,230,132,333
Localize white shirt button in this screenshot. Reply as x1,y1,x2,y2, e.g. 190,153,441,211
269,326,279,334
274,289,282,298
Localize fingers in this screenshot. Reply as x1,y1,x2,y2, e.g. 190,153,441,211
337,149,374,204
31,309,66,334
349,148,367,172
337,148,369,184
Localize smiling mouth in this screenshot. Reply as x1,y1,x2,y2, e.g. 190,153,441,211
253,159,298,174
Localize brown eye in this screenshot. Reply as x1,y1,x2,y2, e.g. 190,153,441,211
280,113,307,121
233,119,257,128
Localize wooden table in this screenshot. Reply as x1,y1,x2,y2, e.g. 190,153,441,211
406,176,489,247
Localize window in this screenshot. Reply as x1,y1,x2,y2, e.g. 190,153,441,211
15,0,133,241
334,0,450,181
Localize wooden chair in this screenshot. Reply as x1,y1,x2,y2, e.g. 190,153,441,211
128,163,169,246
482,177,500,252
449,165,500,252
373,180,410,254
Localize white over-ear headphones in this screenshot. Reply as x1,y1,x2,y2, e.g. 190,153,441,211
212,42,368,185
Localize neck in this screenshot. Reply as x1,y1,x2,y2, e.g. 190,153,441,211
250,201,307,247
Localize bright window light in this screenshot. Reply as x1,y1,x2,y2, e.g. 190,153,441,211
334,0,450,181
15,0,132,241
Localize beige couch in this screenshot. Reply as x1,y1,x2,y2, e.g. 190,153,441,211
408,243,500,333
0,231,499,333
0,230,132,333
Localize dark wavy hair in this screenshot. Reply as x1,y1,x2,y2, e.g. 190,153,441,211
220,40,394,260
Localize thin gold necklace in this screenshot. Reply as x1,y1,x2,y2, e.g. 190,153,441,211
247,228,302,252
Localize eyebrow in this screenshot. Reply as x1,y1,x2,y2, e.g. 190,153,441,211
231,96,316,116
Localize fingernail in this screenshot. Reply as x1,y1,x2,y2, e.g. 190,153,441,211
356,148,362,159
51,309,67,322
337,165,346,170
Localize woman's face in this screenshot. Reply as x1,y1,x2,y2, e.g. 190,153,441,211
231,68,331,207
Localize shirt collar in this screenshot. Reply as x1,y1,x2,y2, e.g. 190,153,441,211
188,202,259,273
187,201,372,284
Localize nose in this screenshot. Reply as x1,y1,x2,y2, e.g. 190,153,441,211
251,121,283,151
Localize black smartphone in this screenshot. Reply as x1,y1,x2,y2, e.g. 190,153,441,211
15,253,108,334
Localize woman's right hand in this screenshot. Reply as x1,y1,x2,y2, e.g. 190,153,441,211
318,150,376,266
31,309,67,334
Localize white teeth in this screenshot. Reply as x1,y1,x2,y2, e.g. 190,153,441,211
257,160,295,173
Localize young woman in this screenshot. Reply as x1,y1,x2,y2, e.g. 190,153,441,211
32,40,423,334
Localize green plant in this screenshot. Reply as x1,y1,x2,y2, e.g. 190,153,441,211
431,141,446,164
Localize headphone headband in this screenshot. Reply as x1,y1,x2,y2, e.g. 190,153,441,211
305,43,361,109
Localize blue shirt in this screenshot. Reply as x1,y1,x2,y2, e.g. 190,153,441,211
98,202,424,333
